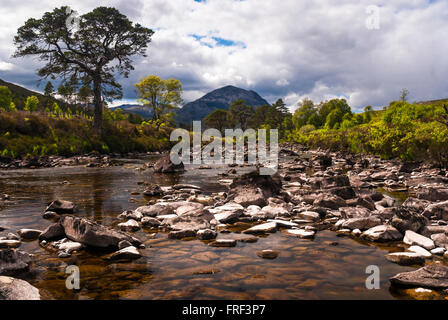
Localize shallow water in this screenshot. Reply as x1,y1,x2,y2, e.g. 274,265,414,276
0,158,445,300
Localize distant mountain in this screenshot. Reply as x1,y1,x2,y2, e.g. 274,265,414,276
175,85,269,125
109,104,154,119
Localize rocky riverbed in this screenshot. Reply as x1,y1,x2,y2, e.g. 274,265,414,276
1,143,448,300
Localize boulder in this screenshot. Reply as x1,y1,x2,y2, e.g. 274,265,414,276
295,211,320,222
402,197,431,213
45,200,75,214
143,184,164,196
407,245,432,258
431,233,448,249
385,252,425,266
403,230,435,250
225,170,282,207
168,229,196,239
0,249,31,276
313,194,346,210
39,223,65,242
416,188,448,202
286,229,315,239
243,222,277,234
391,207,428,234
197,229,217,240
257,250,279,259
341,216,382,230
61,215,141,249
108,246,141,260
362,225,403,242
422,201,448,220
17,229,42,240
390,264,448,289
338,206,371,219
141,217,161,228
153,155,184,173
117,219,141,232
164,209,214,231
0,240,21,249
421,225,448,238
0,276,40,300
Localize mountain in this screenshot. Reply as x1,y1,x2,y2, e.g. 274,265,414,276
175,85,269,125
109,104,154,119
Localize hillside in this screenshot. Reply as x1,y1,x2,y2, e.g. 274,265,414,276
175,85,269,125
110,104,154,119
0,78,72,111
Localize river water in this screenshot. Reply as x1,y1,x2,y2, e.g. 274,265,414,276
0,157,442,300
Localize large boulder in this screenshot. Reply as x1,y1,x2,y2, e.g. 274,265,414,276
431,233,448,249
390,264,448,289
0,249,32,276
391,207,428,234
39,223,66,242
402,197,431,213
361,225,403,242
338,206,371,219
0,276,40,300
163,209,214,232
314,194,346,210
60,215,141,249
209,203,244,224
153,155,184,173
45,200,75,214
225,170,282,207
403,230,435,250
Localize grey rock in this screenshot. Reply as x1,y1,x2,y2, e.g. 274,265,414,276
45,200,75,214
390,264,448,289
403,230,435,250
39,223,66,242
0,249,31,276
362,225,403,242
0,276,40,300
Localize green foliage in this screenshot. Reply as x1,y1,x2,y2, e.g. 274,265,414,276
288,100,448,167
24,95,39,112
204,109,229,133
0,86,14,111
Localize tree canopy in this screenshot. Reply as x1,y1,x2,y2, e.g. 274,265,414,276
13,6,154,134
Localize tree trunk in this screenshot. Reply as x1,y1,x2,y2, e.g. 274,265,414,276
93,78,103,136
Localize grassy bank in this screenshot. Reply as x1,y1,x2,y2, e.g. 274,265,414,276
286,100,448,167
0,110,172,159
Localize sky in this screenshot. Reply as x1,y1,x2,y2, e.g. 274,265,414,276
0,0,447,112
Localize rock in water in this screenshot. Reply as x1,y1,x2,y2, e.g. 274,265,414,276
17,229,42,240
257,250,279,259
45,200,75,214
153,155,184,173
403,230,435,250
61,215,141,249
361,225,403,242
39,223,66,242
385,252,425,266
390,264,448,289
0,276,40,300
107,246,142,260
0,249,32,276
225,170,282,207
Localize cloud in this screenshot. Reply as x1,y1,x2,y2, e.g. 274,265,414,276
0,0,447,111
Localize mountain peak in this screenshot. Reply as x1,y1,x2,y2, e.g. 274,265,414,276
175,85,269,125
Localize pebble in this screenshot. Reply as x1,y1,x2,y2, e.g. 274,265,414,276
257,250,279,259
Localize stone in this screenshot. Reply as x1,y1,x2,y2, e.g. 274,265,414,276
430,248,446,256
225,170,282,207
118,219,141,232
209,239,237,247
61,215,141,249
153,155,184,173
421,225,448,238
407,246,432,258
295,211,320,222
403,230,435,250
143,184,164,196
313,194,346,210
39,223,65,242
197,229,217,240
416,188,448,202
0,249,31,276
402,197,432,213
108,246,141,260
168,229,196,239
362,225,403,242
257,250,279,259
58,241,83,253
176,202,204,216
17,229,42,240
338,207,371,219
45,200,75,214
0,276,40,300
422,201,448,220
243,222,277,234
267,219,298,229
261,205,290,218
118,210,143,221
42,211,59,220
0,240,21,249
390,264,448,289
392,207,428,234
287,229,315,239
341,216,382,230
385,252,425,265
141,217,161,228
118,240,133,249
430,233,448,249
210,203,244,223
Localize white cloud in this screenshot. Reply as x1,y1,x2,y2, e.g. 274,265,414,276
0,0,447,112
